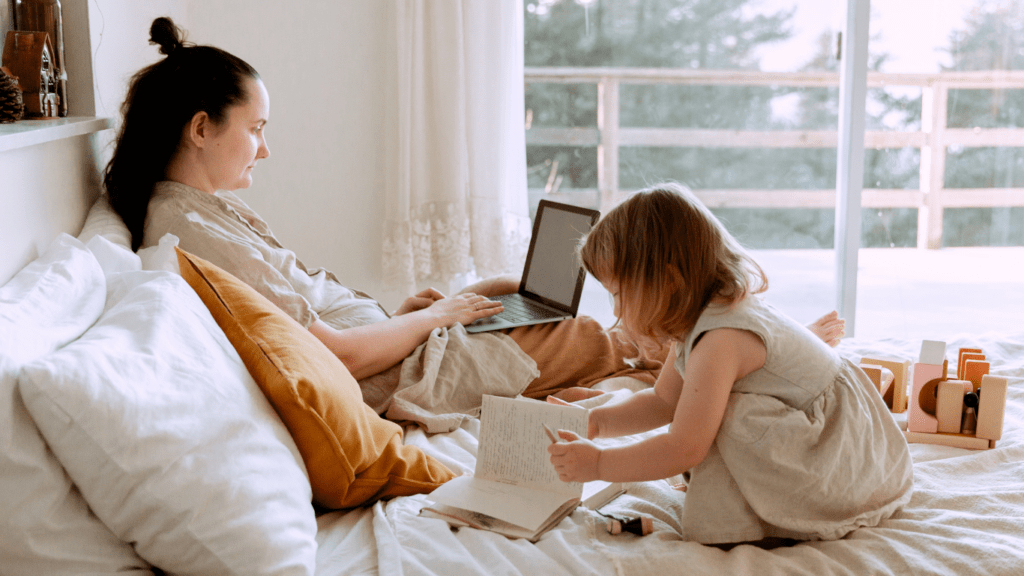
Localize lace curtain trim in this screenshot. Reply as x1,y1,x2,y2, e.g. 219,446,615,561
382,201,531,295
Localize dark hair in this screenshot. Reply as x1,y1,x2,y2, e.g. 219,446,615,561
579,183,768,348
104,16,260,250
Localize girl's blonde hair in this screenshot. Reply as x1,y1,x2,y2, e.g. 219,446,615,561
579,183,768,347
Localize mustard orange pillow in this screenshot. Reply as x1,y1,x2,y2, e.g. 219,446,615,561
176,248,455,508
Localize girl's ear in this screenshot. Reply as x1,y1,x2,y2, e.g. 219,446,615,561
184,111,211,149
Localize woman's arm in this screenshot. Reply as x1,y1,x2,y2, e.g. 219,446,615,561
549,328,766,483
310,292,502,380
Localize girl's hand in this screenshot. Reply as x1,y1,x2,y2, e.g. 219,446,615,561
547,430,601,482
547,395,602,439
424,292,503,327
393,288,445,316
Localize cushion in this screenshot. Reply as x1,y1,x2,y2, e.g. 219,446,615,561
77,193,132,249
0,234,152,574
19,265,318,575
175,248,456,508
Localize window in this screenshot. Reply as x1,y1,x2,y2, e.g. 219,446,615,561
525,0,1024,339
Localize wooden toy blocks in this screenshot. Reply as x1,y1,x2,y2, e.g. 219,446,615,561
935,380,970,434
908,357,945,434
975,375,1008,442
900,343,1008,450
860,357,909,413
861,341,1008,451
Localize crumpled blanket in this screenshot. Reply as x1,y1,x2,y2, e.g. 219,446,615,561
359,324,540,433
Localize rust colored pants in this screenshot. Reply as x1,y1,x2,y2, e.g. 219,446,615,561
505,316,672,399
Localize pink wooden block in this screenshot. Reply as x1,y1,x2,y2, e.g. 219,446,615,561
908,362,944,433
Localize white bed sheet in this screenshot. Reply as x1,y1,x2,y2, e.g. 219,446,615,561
314,331,1024,576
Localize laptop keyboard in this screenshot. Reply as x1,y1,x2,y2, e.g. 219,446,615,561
492,294,564,323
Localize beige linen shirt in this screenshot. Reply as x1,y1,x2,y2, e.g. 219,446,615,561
142,181,388,330
141,181,539,431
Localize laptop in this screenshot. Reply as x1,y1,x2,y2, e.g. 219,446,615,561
465,199,599,333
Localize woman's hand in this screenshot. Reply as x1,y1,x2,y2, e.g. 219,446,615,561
393,288,445,316
424,292,503,327
547,429,602,483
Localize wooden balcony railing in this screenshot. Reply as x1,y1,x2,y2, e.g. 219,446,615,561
525,67,1024,249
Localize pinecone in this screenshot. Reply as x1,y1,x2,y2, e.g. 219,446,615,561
0,67,26,124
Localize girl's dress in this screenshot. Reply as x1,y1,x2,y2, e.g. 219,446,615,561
675,296,913,544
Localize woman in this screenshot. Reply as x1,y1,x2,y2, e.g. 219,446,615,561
106,18,845,421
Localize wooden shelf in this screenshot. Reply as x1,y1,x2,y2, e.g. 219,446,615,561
0,117,114,153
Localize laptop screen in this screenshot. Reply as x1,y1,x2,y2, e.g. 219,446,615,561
522,202,598,309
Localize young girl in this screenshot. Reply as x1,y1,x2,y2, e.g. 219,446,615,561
548,183,913,546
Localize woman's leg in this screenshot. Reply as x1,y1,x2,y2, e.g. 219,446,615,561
506,316,672,399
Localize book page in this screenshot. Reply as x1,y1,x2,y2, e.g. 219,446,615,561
475,395,588,497
428,475,580,532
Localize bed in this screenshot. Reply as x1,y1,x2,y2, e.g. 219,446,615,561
2,181,1024,576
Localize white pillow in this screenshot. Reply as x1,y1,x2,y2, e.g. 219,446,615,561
0,234,153,574
138,232,182,273
85,231,181,281
86,232,142,278
19,268,318,575
77,193,132,249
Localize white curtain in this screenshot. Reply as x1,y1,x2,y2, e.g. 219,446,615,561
383,0,531,297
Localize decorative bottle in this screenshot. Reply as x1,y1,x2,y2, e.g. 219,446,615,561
14,0,67,117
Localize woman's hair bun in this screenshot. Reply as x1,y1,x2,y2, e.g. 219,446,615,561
149,16,185,56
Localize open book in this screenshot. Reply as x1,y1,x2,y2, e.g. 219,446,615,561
421,395,623,542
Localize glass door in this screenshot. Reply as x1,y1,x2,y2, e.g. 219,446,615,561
854,0,1024,340
524,0,847,327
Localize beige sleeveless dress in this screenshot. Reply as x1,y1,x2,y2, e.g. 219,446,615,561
675,296,913,544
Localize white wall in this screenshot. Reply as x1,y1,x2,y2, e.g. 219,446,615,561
0,0,187,283
2,1,393,303
86,0,188,120
186,1,393,307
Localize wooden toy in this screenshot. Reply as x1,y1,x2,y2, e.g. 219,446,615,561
909,361,945,434
935,379,970,434
899,343,1008,451
863,341,1008,451
975,375,1008,441
904,431,993,450
919,340,947,366
963,360,990,390
861,357,910,413
859,364,893,394
1,31,60,117
956,348,984,379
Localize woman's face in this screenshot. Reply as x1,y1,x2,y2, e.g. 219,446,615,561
203,77,271,191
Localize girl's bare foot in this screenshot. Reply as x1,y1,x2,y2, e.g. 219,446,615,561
808,310,846,347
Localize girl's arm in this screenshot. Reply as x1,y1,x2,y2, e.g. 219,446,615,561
586,345,682,439
310,292,502,380
549,327,766,483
